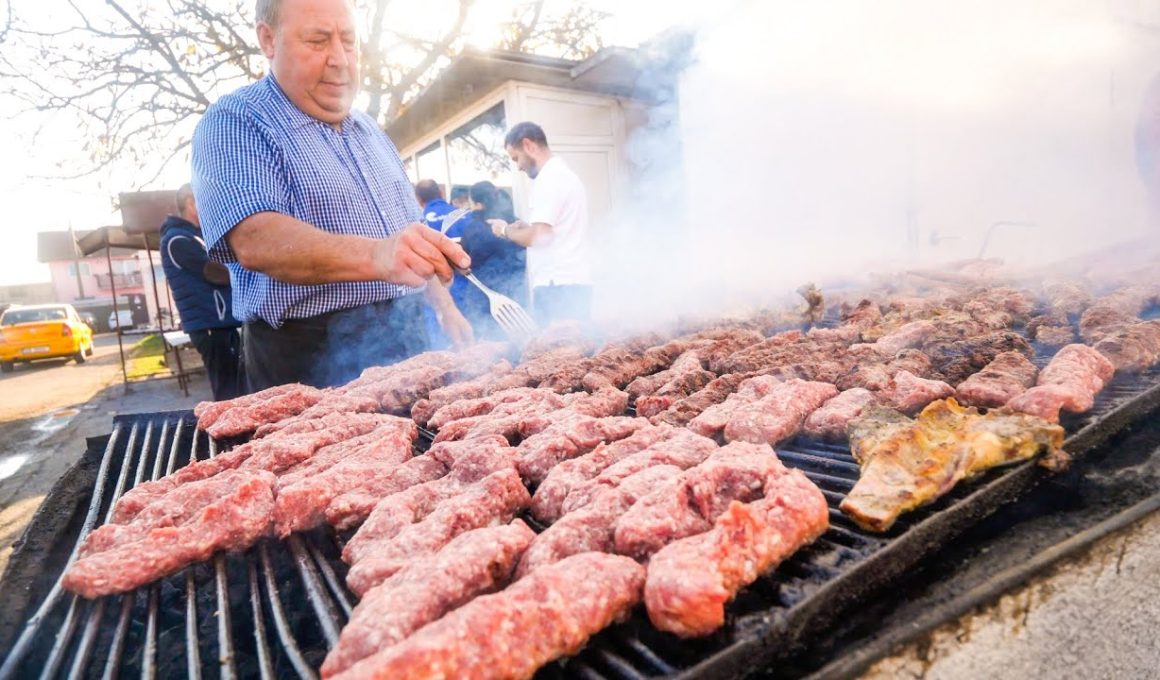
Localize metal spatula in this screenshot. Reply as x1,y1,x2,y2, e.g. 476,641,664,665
456,267,537,341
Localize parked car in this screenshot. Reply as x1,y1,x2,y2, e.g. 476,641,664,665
0,303,95,372
78,311,97,330
108,309,135,331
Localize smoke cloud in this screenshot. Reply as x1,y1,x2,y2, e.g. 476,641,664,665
593,0,1160,327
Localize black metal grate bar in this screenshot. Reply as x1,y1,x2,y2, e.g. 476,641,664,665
247,559,276,680
286,535,344,648
205,436,238,680
5,361,1160,680
258,542,316,680
0,423,128,680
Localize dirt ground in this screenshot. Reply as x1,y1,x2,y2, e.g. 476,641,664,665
0,333,210,575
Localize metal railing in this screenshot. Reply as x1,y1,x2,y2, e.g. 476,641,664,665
94,272,143,290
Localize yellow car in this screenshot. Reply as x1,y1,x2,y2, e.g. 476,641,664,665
0,303,95,373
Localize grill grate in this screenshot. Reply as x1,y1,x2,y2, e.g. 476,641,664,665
3,364,1160,680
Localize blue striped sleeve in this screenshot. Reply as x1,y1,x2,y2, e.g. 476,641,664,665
192,100,292,264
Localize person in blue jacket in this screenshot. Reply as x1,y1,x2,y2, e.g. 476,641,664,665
415,179,470,347
160,184,244,399
458,181,528,340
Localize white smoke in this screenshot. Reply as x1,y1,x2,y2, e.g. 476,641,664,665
593,0,1160,327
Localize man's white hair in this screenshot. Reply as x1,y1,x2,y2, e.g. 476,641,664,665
255,0,281,26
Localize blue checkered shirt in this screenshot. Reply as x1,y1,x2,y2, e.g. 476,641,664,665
191,75,422,327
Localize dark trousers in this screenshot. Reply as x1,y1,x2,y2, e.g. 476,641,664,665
188,327,243,401
242,296,430,393
532,284,593,327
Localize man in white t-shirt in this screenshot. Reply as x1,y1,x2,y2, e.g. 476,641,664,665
488,121,593,325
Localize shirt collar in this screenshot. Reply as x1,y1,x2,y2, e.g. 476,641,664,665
264,74,359,132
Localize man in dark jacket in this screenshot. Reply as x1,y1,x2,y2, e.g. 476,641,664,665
160,184,243,399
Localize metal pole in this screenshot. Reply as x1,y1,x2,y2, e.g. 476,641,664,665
106,243,129,393
69,224,86,300
145,241,164,330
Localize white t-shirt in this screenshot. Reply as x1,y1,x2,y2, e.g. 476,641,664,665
526,156,592,287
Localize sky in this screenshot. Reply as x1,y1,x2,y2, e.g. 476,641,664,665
0,0,698,286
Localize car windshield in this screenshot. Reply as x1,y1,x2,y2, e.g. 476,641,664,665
1,308,68,325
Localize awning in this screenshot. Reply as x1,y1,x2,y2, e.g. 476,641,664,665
76,226,162,257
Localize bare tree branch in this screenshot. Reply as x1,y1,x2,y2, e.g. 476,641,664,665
1,0,610,189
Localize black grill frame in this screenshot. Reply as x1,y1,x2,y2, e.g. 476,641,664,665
3,366,1160,680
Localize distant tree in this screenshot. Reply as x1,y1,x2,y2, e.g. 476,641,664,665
0,0,608,184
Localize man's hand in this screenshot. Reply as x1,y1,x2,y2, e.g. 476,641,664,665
379,223,471,286
488,219,542,248
439,307,475,348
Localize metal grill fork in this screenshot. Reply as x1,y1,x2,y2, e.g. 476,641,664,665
459,269,538,341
